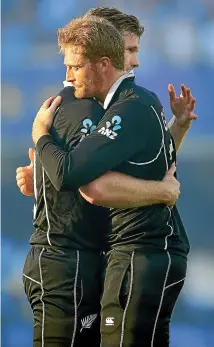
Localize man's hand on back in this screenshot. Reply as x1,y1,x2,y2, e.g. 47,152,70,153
161,163,180,207
16,148,35,196
32,95,62,145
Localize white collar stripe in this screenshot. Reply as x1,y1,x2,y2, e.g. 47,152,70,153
103,70,135,110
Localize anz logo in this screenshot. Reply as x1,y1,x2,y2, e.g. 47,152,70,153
98,115,122,140
80,118,97,141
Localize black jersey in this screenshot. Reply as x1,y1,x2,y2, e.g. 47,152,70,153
36,79,190,256
31,86,110,251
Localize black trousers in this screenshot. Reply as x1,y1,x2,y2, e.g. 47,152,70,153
101,249,187,347
22,246,106,347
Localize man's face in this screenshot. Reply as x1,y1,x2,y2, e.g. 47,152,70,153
123,32,140,71
64,46,104,99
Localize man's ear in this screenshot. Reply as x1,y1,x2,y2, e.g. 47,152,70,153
99,57,111,74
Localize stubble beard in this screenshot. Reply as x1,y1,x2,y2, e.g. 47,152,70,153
74,71,103,100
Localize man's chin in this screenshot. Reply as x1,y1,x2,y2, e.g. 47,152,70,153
74,88,93,99
74,88,87,99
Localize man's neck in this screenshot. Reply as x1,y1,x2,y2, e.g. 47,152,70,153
97,70,126,104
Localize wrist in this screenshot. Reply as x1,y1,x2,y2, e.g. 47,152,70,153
158,181,171,204
33,126,49,145
173,115,192,129
141,181,171,205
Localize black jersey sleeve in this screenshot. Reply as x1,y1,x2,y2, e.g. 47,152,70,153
36,98,162,191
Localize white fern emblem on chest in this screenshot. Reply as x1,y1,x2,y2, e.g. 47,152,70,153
81,119,97,135
80,119,97,142
80,314,98,332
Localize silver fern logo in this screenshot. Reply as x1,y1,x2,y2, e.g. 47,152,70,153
80,314,98,332
80,119,97,142
98,115,122,140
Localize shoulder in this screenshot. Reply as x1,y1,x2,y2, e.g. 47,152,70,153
57,86,76,105
102,98,151,135
107,96,149,117
57,87,103,113
51,94,104,144
105,95,165,135
133,84,162,105
54,89,104,125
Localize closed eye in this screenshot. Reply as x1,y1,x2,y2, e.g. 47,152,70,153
126,46,139,53
65,65,80,71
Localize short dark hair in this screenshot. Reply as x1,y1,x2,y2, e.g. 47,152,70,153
85,7,144,37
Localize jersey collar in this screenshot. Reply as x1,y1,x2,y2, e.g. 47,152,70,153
103,70,135,110
63,80,72,87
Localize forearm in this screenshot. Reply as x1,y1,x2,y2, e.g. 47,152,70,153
79,172,170,208
36,135,106,191
168,116,191,152
36,124,142,192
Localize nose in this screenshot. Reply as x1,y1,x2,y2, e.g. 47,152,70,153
68,76,76,83
66,68,76,83
133,56,140,68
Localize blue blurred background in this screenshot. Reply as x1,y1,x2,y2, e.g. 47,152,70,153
1,0,214,346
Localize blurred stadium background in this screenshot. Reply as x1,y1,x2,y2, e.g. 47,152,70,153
1,0,214,346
